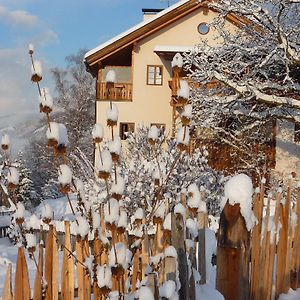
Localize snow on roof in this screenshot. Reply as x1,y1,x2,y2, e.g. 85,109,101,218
154,45,194,53
84,0,191,59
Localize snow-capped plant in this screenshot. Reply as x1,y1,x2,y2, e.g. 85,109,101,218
1,133,10,150
123,126,223,216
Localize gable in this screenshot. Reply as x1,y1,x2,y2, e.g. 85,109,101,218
85,0,248,75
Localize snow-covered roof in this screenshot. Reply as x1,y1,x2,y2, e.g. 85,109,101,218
154,45,194,53
84,0,191,59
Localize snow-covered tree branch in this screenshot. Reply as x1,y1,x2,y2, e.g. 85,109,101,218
185,0,300,174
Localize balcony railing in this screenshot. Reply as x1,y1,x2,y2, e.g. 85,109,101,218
97,81,133,101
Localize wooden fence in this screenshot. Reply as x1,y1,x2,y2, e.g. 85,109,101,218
2,178,300,299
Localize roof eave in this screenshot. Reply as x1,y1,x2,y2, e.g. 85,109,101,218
85,0,201,67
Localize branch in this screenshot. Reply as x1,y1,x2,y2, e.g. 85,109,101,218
213,71,300,109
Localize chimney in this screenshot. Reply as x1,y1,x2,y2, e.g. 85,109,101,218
142,8,164,21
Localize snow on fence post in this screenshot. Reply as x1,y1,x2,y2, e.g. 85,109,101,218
216,174,255,300
171,212,188,300
14,247,30,300
61,221,74,300
216,202,250,300
2,263,13,300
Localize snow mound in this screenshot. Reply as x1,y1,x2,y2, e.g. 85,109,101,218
223,174,257,231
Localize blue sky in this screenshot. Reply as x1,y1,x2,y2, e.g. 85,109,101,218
0,0,174,133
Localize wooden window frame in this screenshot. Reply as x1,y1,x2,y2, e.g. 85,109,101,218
147,65,163,86
120,122,135,140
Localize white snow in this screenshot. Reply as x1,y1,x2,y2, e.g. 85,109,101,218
181,104,193,118
187,183,201,208
97,265,112,289
57,123,68,145
164,245,177,259
1,134,10,147
148,125,160,141
279,288,300,300
105,70,117,83
223,174,257,231
74,179,85,199
46,122,69,146
118,211,128,228
111,175,125,195
41,203,52,220
196,284,224,300
177,80,190,99
31,60,42,77
39,88,53,109
159,280,177,299
14,202,25,219
92,209,101,230
154,202,165,219
177,126,190,146
104,198,120,225
109,242,132,269
186,218,198,238
97,150,113,173
58,164,72,185
133,208,144,222
92,124,104,140
174,202,186,216
150,253,164,266
171,53,184,68
163,212,172,231
76,216,90,238
138,286,154,300
26,214,41,230
25,233,36,249
28,43,34,53
106,103,119,122
7,167,19,185
109,136,122,155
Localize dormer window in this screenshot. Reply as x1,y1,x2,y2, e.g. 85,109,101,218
147,65,163,85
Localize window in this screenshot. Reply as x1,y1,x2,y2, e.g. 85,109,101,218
120,122,135,140
295,124,300,142
198,22,209,35
151,123,166,132
147,65,163,85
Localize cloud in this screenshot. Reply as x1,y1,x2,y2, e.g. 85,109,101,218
33,29,59,47
0,4,38,27
0,48,45,124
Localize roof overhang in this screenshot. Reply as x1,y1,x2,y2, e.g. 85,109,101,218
85,0,201,71
85,0,254,76
154,45,193,60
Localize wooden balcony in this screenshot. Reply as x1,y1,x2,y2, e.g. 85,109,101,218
97,81,132,101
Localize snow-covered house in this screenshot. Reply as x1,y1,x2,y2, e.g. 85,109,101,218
84,0,300,177
84,0,241,137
